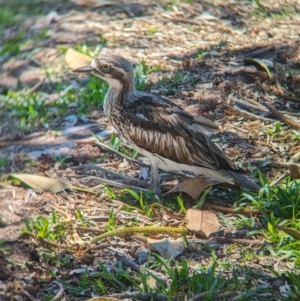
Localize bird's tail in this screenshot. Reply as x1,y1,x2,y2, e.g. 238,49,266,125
226,171,261,191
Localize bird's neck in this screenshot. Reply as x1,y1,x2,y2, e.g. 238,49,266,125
103,77,134,116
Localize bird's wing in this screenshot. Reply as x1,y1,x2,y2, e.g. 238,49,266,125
129,93,219,133
122,94,240,172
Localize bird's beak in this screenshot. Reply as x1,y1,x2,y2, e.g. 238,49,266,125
72,65,94,73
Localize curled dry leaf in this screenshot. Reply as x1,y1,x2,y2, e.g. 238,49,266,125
243,58,273,79
65,48,92,71
185,208,219,237
9,173,73,193
165,176,224,200
147,237,185,260
277,226,300,241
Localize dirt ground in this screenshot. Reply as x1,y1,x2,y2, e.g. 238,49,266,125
0,0,300,300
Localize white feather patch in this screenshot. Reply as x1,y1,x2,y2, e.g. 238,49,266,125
136,114,148,121
105,78,122,90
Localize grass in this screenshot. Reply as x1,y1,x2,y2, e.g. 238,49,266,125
252,0,298,19
2,1,300,299
1,52,160,132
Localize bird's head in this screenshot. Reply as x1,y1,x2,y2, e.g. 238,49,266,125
73,54,135,91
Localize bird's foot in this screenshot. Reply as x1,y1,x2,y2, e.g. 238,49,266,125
147,180,161,196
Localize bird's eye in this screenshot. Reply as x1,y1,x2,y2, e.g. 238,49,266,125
101,64,111,72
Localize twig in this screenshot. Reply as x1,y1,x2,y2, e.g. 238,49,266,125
93,142,193,179
215,237,263,246
20,290,38,301
264,103,300,131
49,281,64,301
52,206,72,223
80,175,151,192
233,98,268,113
73,163,152,188
115,253,141,273
161,14,202,25
39,238,66,249
25,77,46,94
229,105,274,122
280,111,300,117
108,292,178,301
244,97,265,108
203,202,263,216
269,172,289,187
90,226,188,244
94,141,149,166
289,152,300,163
241,159,299,168
76,226,105,234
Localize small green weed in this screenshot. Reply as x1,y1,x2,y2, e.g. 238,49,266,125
176,195,186,214
291,133,300,141
0,8,16,28
134,60,161,91
120,188,154,217
156,71,185,94
106,209,117,231
108,133,138,158
243,175,300,220
0,30,26,56
242,175,300,263
264,121,281,138
102,184,117,199
23,209,67,241
75,76,108,109
146,25,159,35
76,44,103,58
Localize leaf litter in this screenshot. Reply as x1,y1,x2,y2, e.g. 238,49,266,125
0,0,300,300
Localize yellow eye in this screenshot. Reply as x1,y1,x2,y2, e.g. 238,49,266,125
101,64,111,72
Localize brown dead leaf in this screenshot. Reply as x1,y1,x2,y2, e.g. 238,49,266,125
278,226,300,240
81,253,95,265
290,164,300,180
65,48,92,71
147,237,184,260
9,174,73,193
185,209,219,237
165,176,223,200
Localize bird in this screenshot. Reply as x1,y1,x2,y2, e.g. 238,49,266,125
73,54,260,194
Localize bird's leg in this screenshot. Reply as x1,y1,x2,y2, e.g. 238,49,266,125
150,160,161,195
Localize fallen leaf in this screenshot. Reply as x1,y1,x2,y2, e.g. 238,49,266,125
243,58,273,79
185,209,219,237
81,253,95,265
65,48,92,71
278,226,300,240
290,164,300,180
147,237,184,260
165,176,223,200
9,174,73,193
145,276,157,289
70,232,85,245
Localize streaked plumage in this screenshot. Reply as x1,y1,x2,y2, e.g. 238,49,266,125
73,54,260,193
